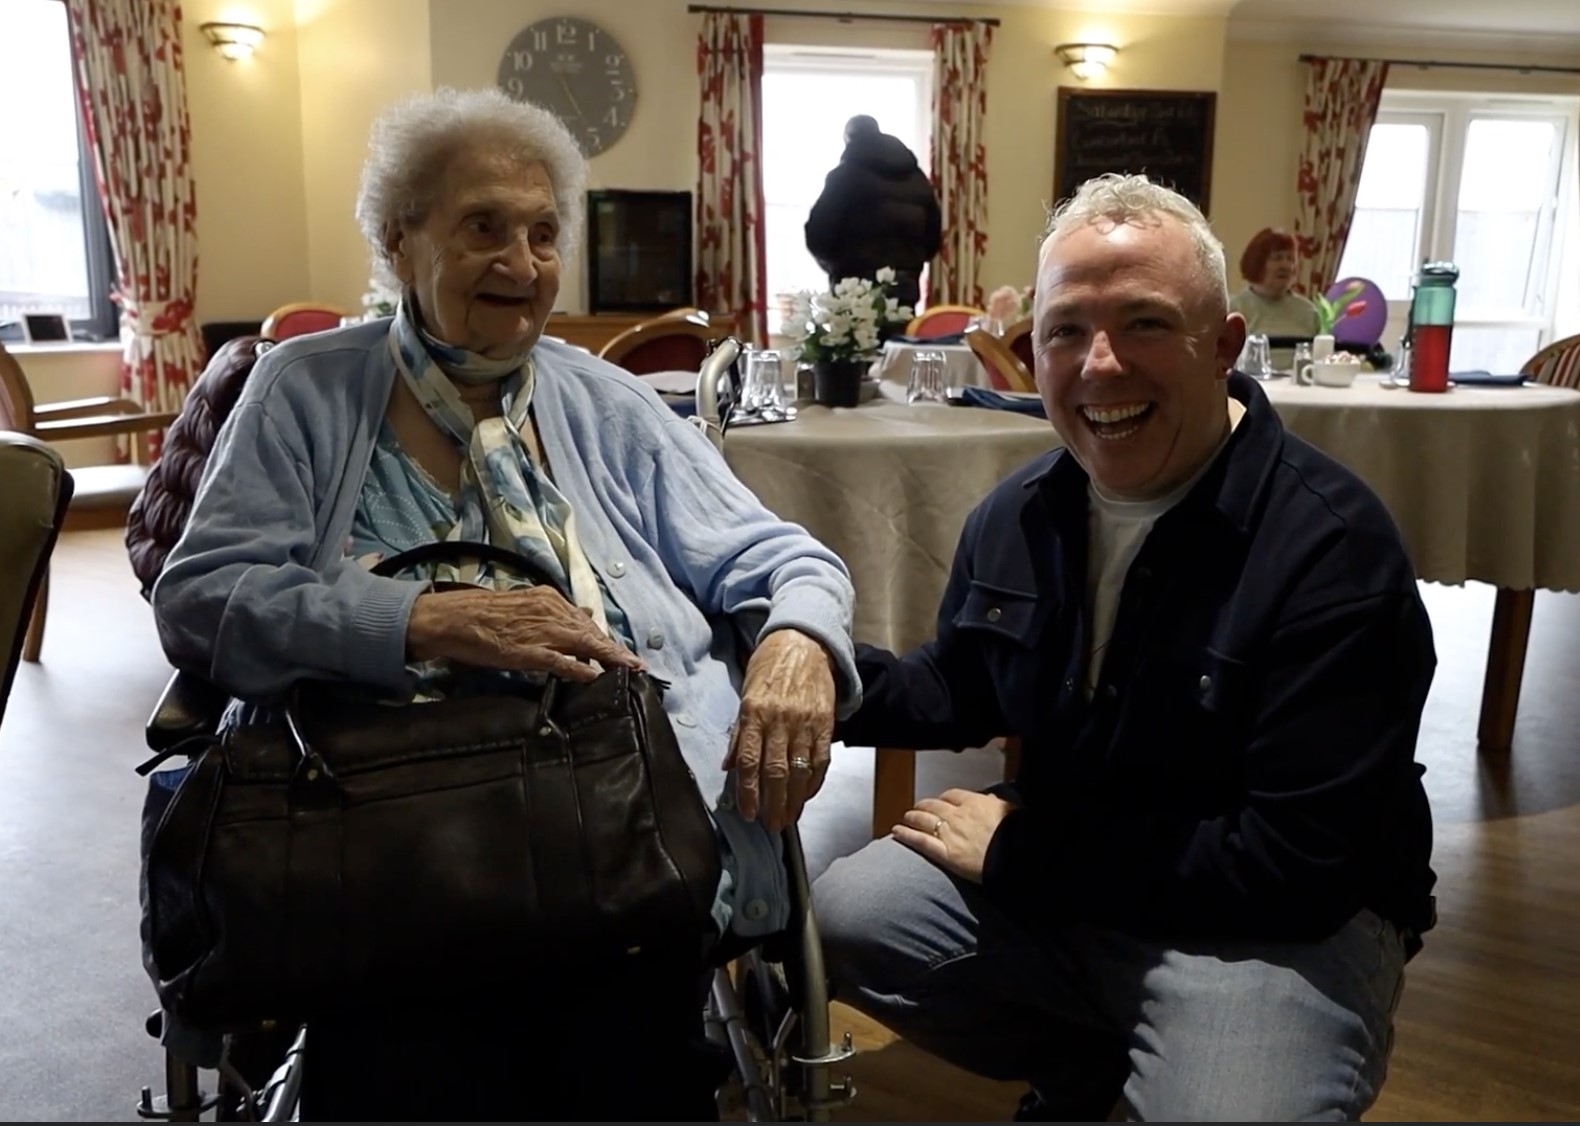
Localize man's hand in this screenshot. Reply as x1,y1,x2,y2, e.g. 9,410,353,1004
893,789,1015,883
725,629,837,833
405,586,644,683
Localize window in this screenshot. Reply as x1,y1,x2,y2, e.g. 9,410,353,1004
1337,92,1577,373
760,47,932,335
0,0,116,341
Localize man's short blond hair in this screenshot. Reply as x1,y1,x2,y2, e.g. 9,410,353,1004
1041,173,1229,308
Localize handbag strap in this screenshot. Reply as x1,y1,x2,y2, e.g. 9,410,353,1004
370,539,569,598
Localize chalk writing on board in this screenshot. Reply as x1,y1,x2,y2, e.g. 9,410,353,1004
1054,88,1217,213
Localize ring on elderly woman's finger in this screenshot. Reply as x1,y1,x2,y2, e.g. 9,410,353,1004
789,756,812,771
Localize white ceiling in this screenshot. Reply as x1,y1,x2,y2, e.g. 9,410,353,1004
926,0,1580,41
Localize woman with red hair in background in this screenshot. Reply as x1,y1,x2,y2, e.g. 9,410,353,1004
1230,228,1320,339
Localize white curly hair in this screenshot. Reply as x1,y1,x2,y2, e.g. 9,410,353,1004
355,86,588,293
1042,173,1229,307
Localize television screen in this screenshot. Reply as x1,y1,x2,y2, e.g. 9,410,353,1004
587,190,693,313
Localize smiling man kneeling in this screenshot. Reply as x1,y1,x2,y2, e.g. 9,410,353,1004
812,173,1437,1122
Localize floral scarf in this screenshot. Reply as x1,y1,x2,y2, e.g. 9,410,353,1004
384,299,625,641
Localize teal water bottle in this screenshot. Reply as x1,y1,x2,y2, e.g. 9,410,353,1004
1407,262,1458,393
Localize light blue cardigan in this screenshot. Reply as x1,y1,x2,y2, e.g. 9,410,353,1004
151,319,861,939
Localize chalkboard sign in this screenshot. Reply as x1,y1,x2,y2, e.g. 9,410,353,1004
1053,88,1217,214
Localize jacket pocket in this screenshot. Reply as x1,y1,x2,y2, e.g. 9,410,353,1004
1122,644,1250,798
952,580,1048,648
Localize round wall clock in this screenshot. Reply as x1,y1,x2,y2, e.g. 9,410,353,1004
497,16,637,158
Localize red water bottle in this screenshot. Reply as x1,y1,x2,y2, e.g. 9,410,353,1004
1406,262,1458,393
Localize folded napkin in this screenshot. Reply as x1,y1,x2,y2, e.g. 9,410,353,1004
1448,371,1528,387
957,386,1046,416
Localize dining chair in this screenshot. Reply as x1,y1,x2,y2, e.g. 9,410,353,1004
904,304,984,339
598,309,722,375
261,302,347,342
1003,317,1034,371
1522,332,1580,390
0,340,178,661
0,432,72,730
963,326,1037,393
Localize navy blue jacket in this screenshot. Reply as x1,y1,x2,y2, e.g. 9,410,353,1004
839,373,1437,946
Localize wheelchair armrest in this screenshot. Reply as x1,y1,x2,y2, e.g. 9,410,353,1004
146,671,229,752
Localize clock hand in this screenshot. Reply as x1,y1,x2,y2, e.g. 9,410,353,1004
555,72,585,119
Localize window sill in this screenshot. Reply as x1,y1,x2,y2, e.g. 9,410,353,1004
6,340,122,356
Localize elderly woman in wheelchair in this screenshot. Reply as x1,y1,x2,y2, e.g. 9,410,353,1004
138,86,858,1122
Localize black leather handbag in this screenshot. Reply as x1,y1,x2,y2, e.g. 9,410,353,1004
139,541,723,1030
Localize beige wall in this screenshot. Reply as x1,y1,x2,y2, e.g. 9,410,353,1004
183,0,311,321
296,0,433,313
428,0,1228,310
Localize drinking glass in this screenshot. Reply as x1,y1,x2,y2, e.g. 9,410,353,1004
1237,333,1273,379
907,349,948,404
742,349,785,413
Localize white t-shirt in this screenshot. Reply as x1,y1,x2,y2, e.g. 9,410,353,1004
1083,401,1245,696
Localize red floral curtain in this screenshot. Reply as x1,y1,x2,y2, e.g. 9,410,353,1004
65,0,202,458
696,11,767,345
1293,57,1389,297
928,21,992,309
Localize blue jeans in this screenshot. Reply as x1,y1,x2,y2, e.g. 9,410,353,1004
813,838,1406,1121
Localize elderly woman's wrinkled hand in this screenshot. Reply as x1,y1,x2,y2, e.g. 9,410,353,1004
406,587,644,683
725,629,837,833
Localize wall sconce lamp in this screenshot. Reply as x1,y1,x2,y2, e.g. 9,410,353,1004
200,22,266,61
1054,42,1118,81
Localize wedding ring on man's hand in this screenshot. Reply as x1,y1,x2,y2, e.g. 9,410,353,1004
932,816,946,837
789,756,812,771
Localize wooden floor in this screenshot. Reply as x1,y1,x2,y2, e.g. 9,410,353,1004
3,531,1578,1121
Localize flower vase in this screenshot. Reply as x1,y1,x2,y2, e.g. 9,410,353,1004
812,359,867,407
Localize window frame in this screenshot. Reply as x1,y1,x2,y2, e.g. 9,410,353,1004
1342,89,1578,362
760,44,935,336
2,0,118,343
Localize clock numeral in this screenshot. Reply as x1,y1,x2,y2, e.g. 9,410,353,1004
585,128,602,149
605,53,624,69
511,49,533,72
588,30,599,51
603,107,621,127
531,29,548,51
609,83,629,103
504,76,525,98
557,22,578,45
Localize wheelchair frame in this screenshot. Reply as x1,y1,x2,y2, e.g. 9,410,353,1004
137,335,854,1121
137,825,852,1122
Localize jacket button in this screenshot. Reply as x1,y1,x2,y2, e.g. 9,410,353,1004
1064,678,1076,691
1199,675,1213,693
608,560,627,578
647,629,665,650
986,607,1002,623
744,899,769,921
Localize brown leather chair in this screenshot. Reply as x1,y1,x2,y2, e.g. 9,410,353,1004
598,309,723,375
0,433,72,728
126,336,274,599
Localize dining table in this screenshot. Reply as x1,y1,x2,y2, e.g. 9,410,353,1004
699,369,1580,836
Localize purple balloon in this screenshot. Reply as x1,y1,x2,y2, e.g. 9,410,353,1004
1326,276,1388,347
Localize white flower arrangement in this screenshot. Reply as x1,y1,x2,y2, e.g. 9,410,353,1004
360,275,400,319
787,267,914,366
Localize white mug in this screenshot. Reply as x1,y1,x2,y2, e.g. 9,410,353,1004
1311,360,1358,388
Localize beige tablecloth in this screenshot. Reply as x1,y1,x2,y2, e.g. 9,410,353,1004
723,390,1059,652
1263,376,1580,592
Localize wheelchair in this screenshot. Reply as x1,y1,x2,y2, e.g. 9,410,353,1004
135,338,857,1121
